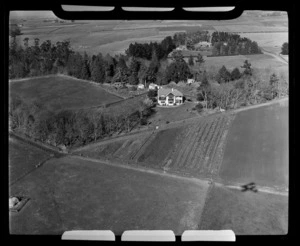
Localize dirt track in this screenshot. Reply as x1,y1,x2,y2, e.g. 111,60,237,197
261,48,288,65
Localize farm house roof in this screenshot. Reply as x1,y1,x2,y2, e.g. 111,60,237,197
158,87,183,97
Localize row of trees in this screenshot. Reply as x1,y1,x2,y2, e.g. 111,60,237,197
215,60,252,83
9,95,154,148
211,40,261,56
9,37,193,86
125,36,176,60
210,32,262,56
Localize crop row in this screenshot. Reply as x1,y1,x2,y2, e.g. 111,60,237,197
210,114,236,176
170,121,203,169
204,116,228,173
164,114,232,177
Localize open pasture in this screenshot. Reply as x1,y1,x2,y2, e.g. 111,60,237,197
9,137,53,185
219,100,288,190
204,53,288,76
199,185,288,235
9,156,209,235
9,75,122,111
240,32,288,54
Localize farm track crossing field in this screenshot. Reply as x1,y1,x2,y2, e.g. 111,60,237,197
219,100,288,190
8,137,54,185
9,156,209,235
9,75,122,111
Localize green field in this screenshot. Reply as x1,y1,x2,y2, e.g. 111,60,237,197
219,100,288,189
204,53,287,71
199,185,288,235
9,155,209,235
9,75,122,111
8,137,54,185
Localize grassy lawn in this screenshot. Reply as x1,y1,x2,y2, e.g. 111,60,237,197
219,100,288,189
9,156,209,235
9,137,53,185
9,76,122,111
199,185,288,235
148,102,199,126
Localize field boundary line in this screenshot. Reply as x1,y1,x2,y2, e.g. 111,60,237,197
9,131,63,155
9,156,54,186
69,155,210,186
229,97,288,114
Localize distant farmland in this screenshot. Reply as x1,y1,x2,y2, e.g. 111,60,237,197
9,75,122,111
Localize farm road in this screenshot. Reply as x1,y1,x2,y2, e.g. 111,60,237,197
261,48,288,65
230,97,288,114
70,155,287,197
69,155,209,186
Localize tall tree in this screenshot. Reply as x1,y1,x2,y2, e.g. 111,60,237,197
188,55,194,66
217,65,231,83
91,54,106,83
197,70,210,109
146,50,160,83
196,53,205,67
81,52,91,80
165,58,191,83
241,60,252,76
231,67,242,80
281,42,288,55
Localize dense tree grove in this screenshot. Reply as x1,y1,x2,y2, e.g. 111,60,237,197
9,95,154,148
125,36,175,60
210,32,262,56
196,61,288,112
164,54,192,83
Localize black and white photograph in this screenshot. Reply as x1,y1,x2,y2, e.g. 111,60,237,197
7,3,290,240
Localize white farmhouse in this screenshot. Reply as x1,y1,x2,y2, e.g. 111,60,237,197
157,88,183,106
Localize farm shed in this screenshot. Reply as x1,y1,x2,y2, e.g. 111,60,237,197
187,79,195,85
148,83,159,90
137,84,145,90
